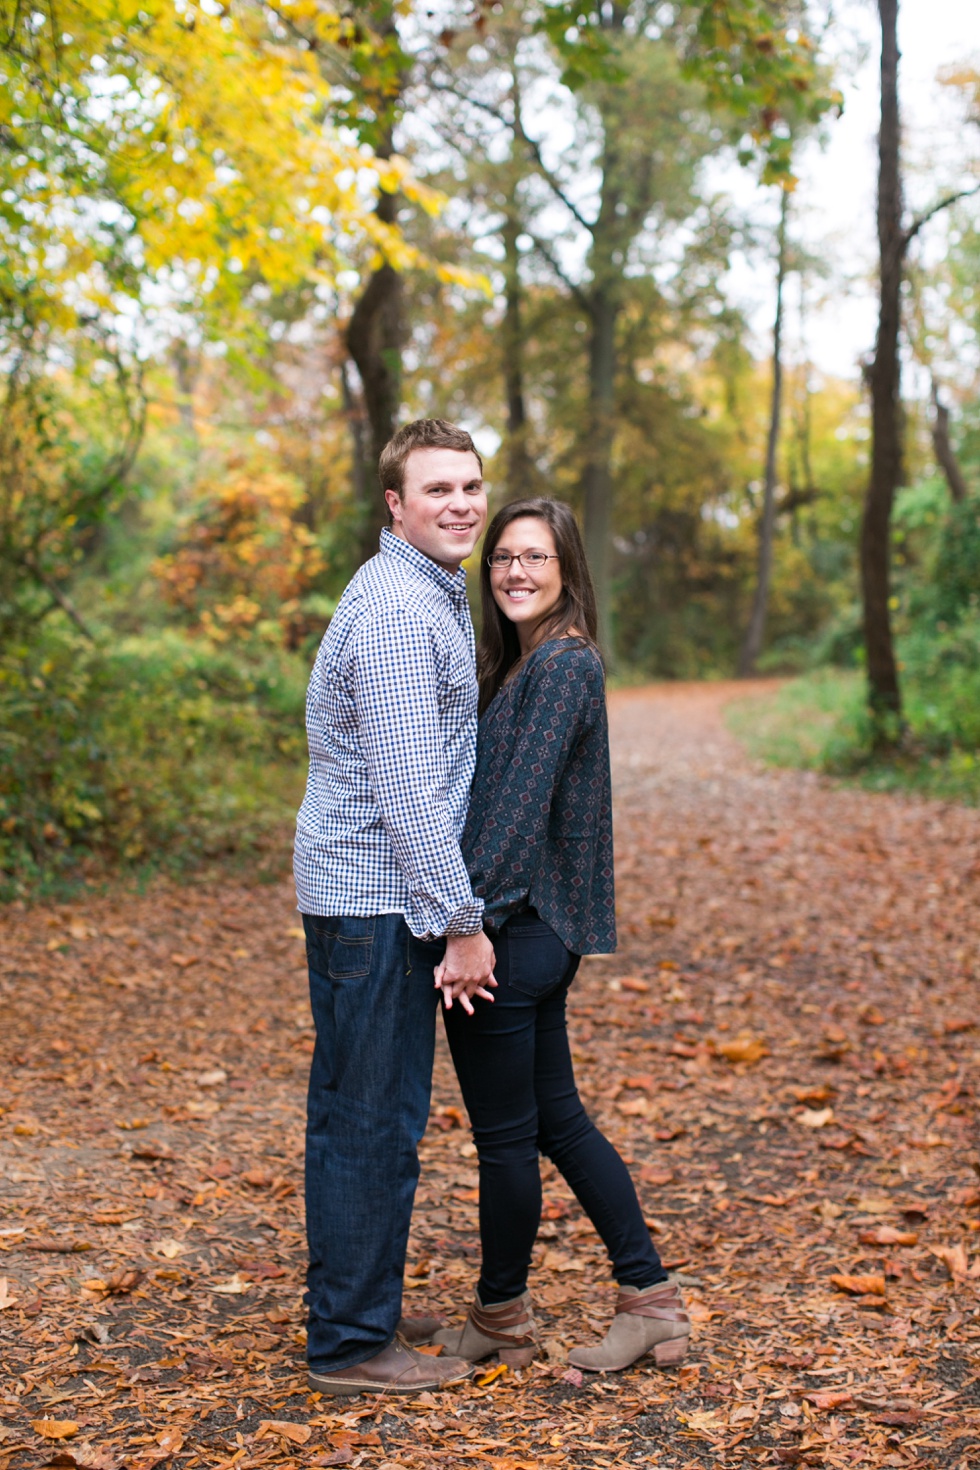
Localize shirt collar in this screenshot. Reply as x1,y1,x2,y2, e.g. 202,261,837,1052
379,526,469,601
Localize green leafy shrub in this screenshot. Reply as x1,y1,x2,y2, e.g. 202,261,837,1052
933,496,980,626
0,628,309,898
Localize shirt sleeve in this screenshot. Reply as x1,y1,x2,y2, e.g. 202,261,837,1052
351,604,483,940
468,647,601,935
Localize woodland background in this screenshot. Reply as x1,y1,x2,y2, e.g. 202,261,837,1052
2,0,980,899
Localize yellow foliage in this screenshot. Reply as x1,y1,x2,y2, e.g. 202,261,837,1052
154,466,325,645
0,1,467,335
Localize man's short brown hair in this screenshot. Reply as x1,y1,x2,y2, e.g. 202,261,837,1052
378,419,483,499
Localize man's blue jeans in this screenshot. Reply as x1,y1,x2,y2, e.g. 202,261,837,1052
302,913,442,1371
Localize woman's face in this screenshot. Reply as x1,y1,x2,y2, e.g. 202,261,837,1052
489,516,563,649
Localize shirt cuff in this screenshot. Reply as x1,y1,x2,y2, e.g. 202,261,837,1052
407,895,484,940
443,898,485,938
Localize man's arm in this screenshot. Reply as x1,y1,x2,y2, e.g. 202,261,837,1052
351,604,490,962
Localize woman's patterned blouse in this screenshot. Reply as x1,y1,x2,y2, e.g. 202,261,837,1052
461,637,616,955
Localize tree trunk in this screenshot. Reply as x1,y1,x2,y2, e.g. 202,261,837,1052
501,206,533,500
739,189,789,677
930,378,968,503
582,286,618,658
860,0,904,727
346,183,406,565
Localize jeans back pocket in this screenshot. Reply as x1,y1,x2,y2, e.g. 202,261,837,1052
506,920,572,1000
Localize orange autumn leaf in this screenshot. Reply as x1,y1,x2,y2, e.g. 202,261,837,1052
858,1226,918,1247
715,1034,769,1065
804,1390,854,1411
256,1421,312,1445
929,1243,970,1279
831,1273,886,1296
32,1421,79,1440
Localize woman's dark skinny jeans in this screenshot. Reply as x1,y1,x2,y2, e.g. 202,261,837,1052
443,912,667,1305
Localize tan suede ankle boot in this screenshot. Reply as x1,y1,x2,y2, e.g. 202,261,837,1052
432,1289,538,1368
568,1277,689,1372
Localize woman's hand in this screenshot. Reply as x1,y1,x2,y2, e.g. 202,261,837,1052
435,932,497,1015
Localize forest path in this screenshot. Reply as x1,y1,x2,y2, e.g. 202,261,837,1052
2,681,979,1469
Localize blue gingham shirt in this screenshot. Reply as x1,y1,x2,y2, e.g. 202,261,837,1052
294,529,483,939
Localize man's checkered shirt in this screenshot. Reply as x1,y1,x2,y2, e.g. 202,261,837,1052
294,528,483,939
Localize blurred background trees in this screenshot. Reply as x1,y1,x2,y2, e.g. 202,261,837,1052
1,0,978,895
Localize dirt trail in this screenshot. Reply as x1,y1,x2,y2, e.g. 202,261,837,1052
2,682,979,1469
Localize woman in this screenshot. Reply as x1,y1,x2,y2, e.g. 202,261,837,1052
432,498,689,1374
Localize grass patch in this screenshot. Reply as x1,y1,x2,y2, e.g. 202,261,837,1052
727,667,980,806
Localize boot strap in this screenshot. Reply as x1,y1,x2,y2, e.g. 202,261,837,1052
615,1287,689,1325
470,1301,534,1342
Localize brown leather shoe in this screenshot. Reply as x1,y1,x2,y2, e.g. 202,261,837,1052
396,1314,444,1346
308,1338,474,1396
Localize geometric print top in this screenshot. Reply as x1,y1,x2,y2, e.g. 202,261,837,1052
294,528,483,940
462,637,616,955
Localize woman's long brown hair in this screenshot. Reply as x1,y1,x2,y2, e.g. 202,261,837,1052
477,497,600,714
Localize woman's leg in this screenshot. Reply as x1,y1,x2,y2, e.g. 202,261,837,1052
533,976,667,1287
442,920,561,1303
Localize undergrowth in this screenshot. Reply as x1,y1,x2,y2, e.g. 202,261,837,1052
0,628,308,901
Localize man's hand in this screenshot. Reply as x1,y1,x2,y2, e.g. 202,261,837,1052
434,931,496,1016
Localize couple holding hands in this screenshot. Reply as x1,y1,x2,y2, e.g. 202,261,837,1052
293,419,688,1396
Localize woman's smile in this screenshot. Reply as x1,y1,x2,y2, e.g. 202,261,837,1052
491,517,563,651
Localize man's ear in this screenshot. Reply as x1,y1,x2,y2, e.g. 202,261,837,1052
384,488,403,524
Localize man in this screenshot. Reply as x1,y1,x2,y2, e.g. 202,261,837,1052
294,419,496,1396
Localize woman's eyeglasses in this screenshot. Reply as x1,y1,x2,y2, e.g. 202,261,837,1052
487,551,559,570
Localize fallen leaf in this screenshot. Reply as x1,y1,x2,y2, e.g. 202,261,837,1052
803,1390,854,1411
32,1422,79,1441
41,1451,120,1470
256,1421,312,1445
210,1273,249,1294
153,1239,185,1259
242,1169,274,1188
683,1409,724,1431
831,1273,886,1296
857,1226,918,1246
799,1107,834,1128
476,1362,509,1387
0,1277,18,1311
929,1242,970,1279
638,1166,674,1186
715,1034,769,1065
792,1084,834,1104
539,1249,584,1272
855,1196,895,1215
195,1068,227,1087
619,976,650,993
130,1141,172,1161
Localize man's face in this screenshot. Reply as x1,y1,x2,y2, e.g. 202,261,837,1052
386,448,487,573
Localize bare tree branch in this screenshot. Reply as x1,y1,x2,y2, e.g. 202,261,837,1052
526,232,591,313
426,77,596,236
22,555,96,642
902,181,980,249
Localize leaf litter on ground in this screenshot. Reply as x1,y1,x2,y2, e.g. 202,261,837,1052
2,681,980,1468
